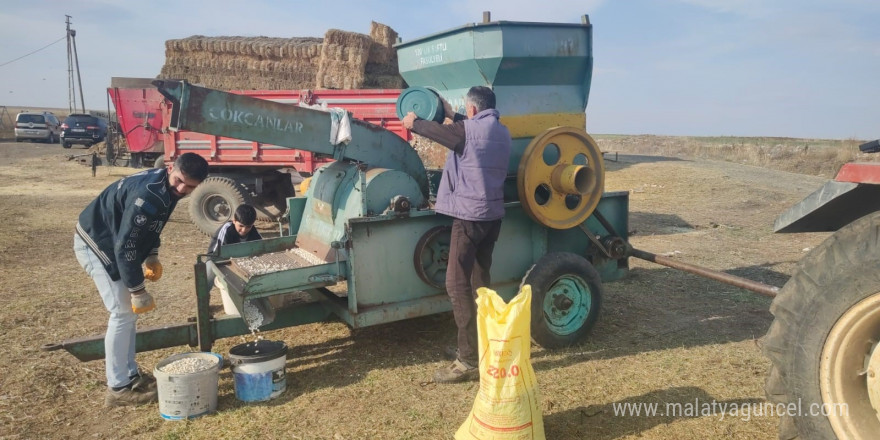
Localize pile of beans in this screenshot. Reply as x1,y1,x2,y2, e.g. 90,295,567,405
159,357,216,374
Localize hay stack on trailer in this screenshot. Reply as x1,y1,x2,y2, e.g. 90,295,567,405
158,22,405,91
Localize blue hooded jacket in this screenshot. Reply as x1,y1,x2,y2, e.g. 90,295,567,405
76,168,178,292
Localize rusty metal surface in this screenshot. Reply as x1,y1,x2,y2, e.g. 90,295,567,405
629,248,780,298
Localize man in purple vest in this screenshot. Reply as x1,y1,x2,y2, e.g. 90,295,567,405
403,86,512,383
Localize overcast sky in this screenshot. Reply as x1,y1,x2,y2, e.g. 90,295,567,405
1,0,877,139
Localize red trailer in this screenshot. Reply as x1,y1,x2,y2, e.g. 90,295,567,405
107,78,409,235
107,77,166,167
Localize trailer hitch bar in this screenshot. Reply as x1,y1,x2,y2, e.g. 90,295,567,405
628,248,779,298
577,210,778,297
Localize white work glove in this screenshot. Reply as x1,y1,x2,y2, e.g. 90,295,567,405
143,255,163,281
131,289,156,314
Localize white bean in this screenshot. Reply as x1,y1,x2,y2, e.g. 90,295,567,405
160,357,215,374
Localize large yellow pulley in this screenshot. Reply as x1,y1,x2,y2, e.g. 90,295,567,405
517,126,605,229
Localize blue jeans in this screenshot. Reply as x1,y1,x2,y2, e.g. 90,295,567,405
74,234,139,389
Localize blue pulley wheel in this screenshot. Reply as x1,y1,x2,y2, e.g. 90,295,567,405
396,86,445,123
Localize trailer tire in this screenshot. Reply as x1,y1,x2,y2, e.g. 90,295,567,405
188,176,248,236
522,252,602,348
760,211,880,439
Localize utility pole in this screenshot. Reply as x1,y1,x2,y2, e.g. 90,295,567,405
66,15,85,113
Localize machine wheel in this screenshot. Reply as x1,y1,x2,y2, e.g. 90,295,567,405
413,226,452,289
522,252,602,348
153,155,165,169
517,127,605,230
761,211,880,439
62,141,71,149
188,176,248,236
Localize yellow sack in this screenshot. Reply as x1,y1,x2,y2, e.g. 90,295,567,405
455,285,545,440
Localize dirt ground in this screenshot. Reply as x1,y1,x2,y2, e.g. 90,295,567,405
0,140,831,439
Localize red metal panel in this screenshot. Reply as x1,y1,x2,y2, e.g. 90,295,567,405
108,87,165,154
835,163,880,184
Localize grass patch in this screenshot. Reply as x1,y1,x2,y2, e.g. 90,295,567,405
595,134,874,177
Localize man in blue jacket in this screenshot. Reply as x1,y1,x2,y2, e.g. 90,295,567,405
403,86,512,383
73,152,209,406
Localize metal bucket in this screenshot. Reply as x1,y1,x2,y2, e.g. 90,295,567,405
154,351,223,420
228,340,288,402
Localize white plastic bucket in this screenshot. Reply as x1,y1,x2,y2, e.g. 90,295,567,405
228,340,288,402
154,352,223,420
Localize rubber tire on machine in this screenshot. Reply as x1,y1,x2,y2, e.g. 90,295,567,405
62,141,71,149
761,211,880,440
522,252,603,348
256,176,296,222
187,176,248,236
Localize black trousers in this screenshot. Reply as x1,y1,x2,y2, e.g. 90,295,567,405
446,218,502,364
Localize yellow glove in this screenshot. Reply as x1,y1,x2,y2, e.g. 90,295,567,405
131,289,156,314
143,255,163,281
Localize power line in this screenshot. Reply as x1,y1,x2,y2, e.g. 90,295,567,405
0,35,66,68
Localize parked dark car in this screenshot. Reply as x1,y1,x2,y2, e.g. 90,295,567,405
60,114,107,148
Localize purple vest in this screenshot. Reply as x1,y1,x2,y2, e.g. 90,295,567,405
434,109,511,221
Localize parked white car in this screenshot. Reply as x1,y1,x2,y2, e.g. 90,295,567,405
14,111,62,143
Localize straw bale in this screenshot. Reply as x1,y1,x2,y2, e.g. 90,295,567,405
365,61,400,76
369,22,398,48
315,29,371,90
323,29,372,50
367,43,394,65
160,26,401,91
363,74,406,89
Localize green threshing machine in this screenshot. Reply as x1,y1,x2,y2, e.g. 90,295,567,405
45,14,880,440
52,15,635,361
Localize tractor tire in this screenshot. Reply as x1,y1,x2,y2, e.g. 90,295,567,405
760,211,880,439
188,176,248,236
521,252,603,348
252,172,298,222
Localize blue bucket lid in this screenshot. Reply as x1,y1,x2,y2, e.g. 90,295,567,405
396,86,445,123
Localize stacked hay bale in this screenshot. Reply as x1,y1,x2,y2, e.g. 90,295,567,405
315,29,372,89
158,22,404,91
160,36,323,90
364,22,406,89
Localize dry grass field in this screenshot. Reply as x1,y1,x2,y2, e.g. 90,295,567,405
0,134,862,439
